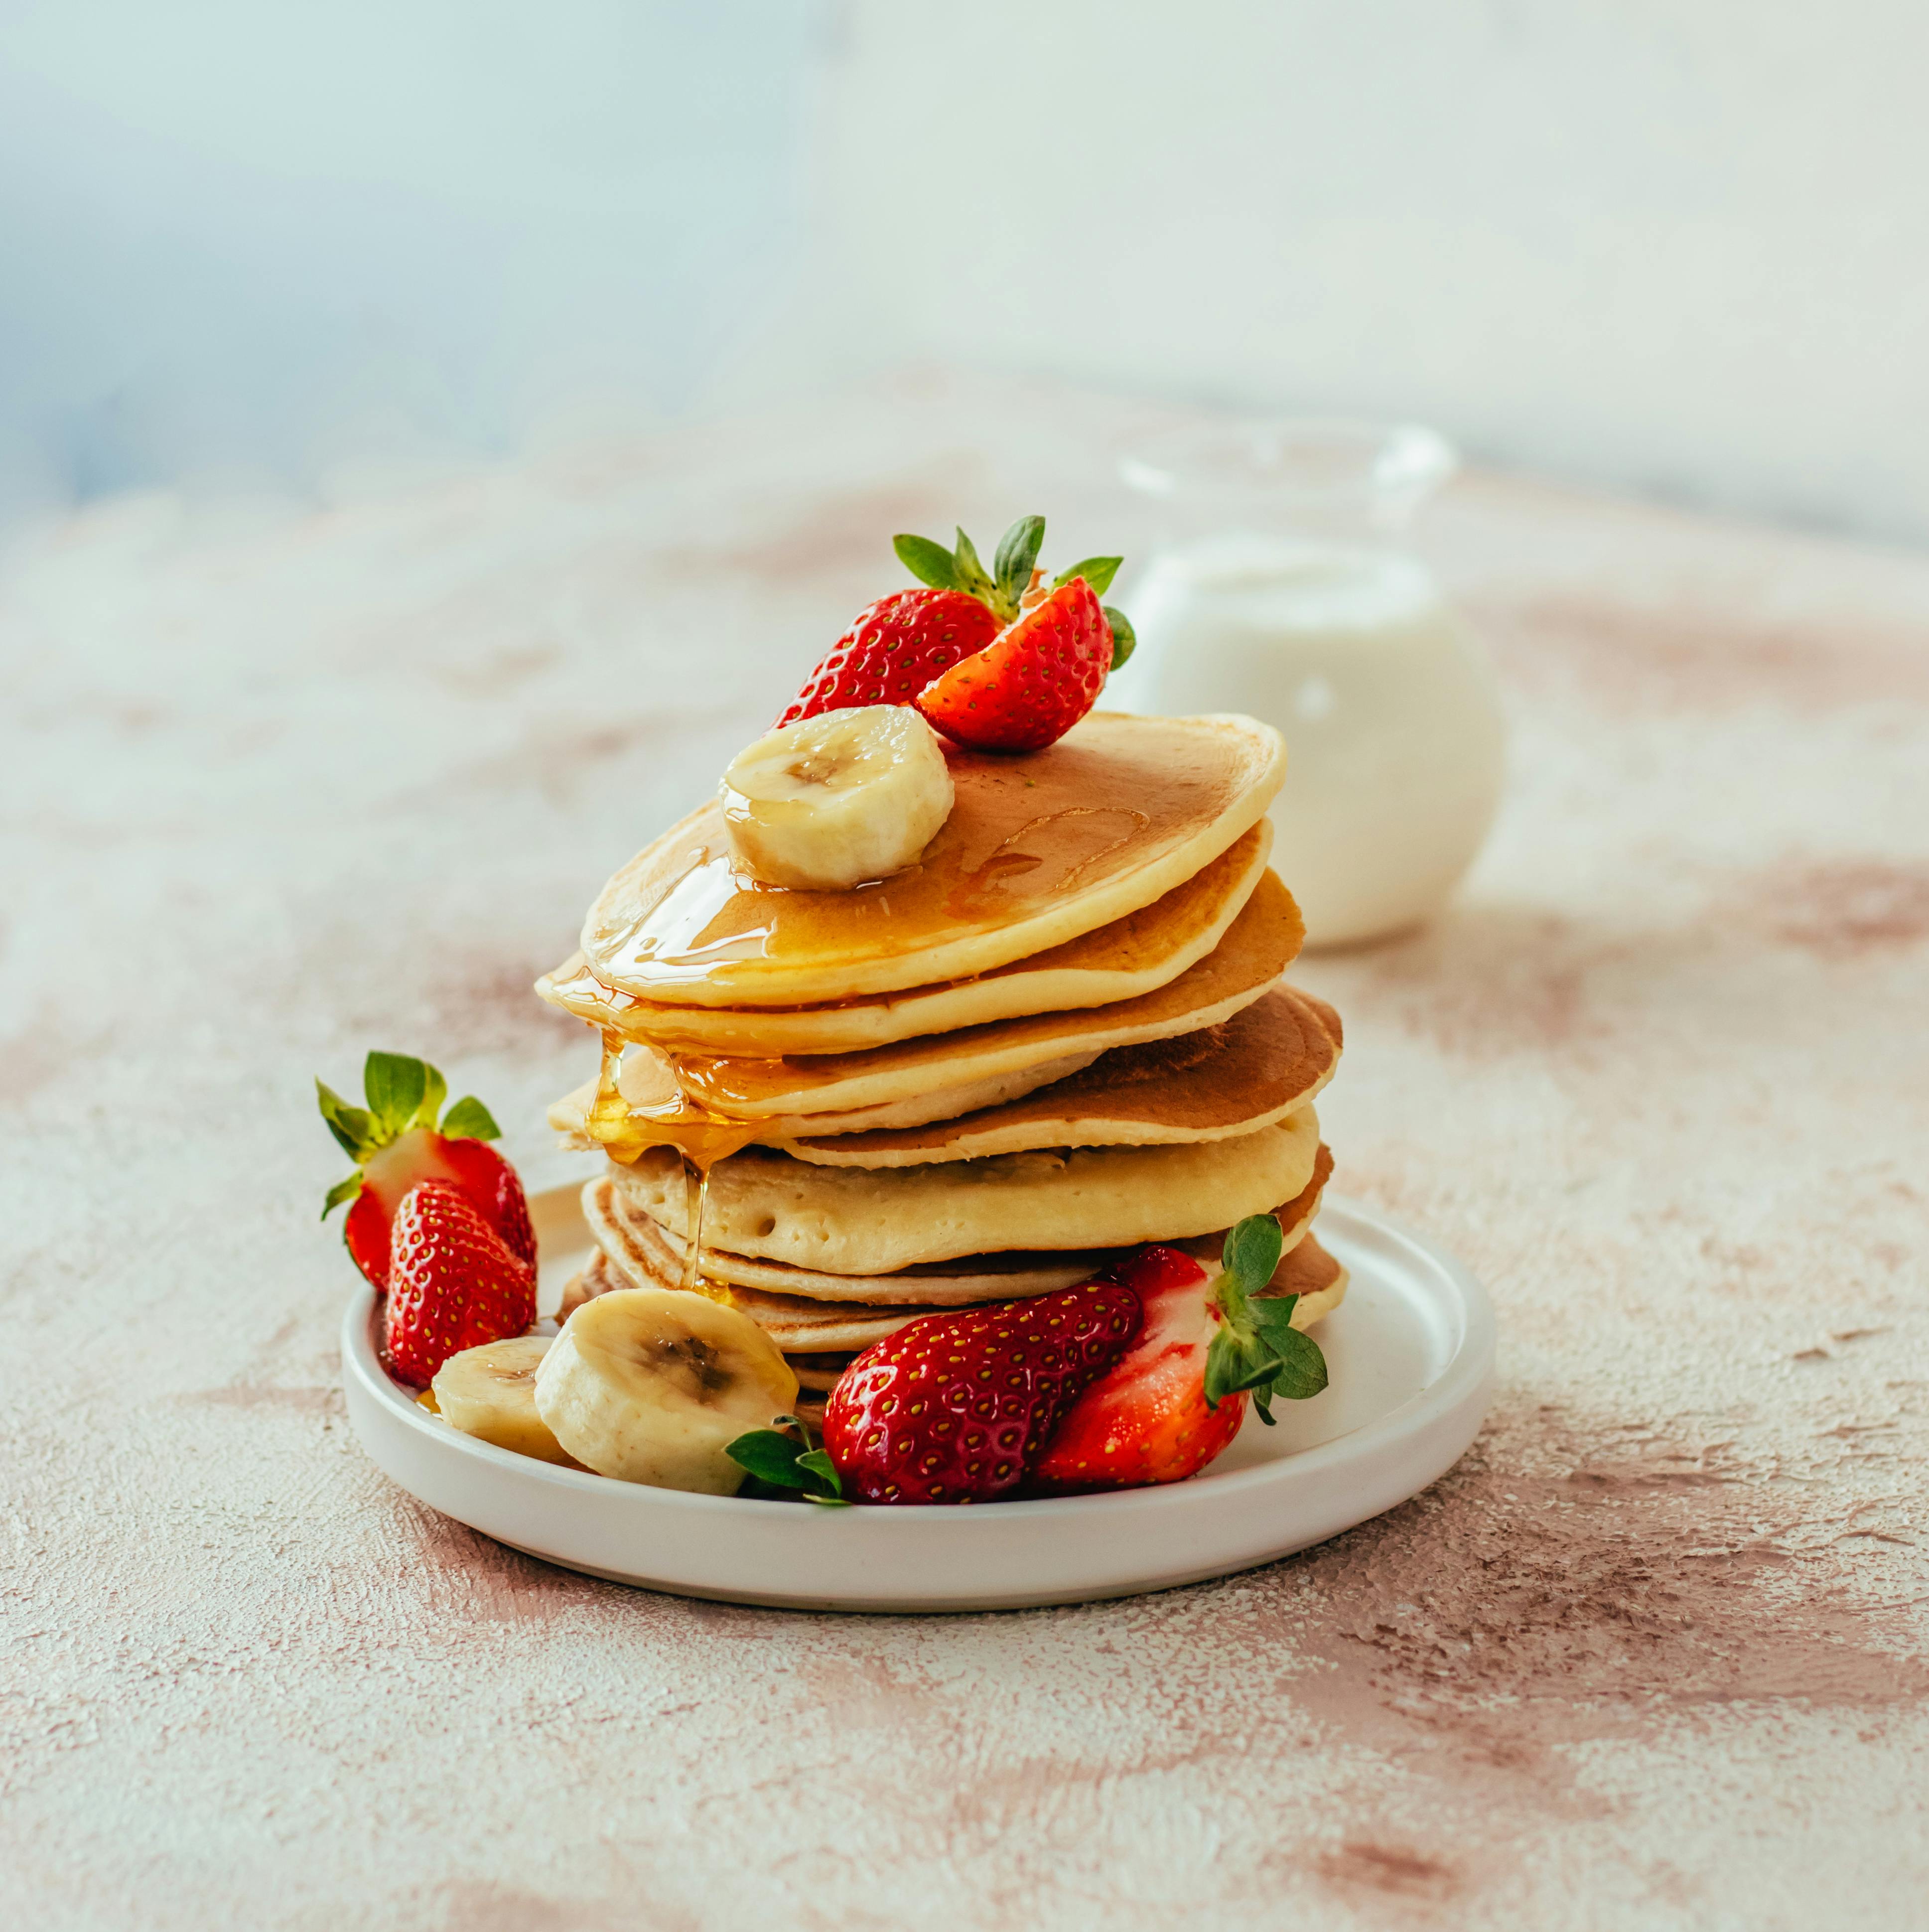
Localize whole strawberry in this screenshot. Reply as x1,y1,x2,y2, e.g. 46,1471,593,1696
384,1180,537,1387
823,1278,1142,1505
776,587,997,728
316,1051,535,1290
776,515,1135,751
1031,1216,1330,1496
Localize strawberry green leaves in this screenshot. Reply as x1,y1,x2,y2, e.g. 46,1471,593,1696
321,1171,366,1217
727,1414,851,1507
1203,1213,1330,1424
1051,555,1122,598
316,1051,501,1220
1248,1302,1329,1414
893,533,967,595
992,515,1046,611
362,1050,443,1141
316,1082,377,1164
894,515,1133,642
439,1096,502,1140
951,527,995,601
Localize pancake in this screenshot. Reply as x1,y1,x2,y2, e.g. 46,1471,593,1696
783,983,1341,1166
537,821,1284,1058
578,1235,918,1350
579,712,1284,1007
785,1353,856,1393
607,1108,1322,1274
590,1150,1331,1305
667,870,1297,1120
584,1209,1348,1352
583,1172,1112,1304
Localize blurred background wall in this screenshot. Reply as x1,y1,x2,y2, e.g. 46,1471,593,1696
4,0,1927,542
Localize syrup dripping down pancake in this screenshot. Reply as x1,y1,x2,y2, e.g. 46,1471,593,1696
537,821,1285,1057
544,871,1302,1148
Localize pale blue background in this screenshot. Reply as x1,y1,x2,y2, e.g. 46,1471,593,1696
6,1,1929,541
0,1,820,518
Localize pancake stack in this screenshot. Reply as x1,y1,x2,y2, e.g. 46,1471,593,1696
537,711,1346,1416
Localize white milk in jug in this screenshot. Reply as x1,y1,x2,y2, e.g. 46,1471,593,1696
1116,423,1505,947
1121,534,1504,947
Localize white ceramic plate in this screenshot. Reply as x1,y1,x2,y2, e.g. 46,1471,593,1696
341,1184,1496,1612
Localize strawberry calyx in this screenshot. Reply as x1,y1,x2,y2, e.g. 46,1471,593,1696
725,1413,851,1507
1202,1214,1330,1424
316,1050,501,1218
317,1051,534,1293
893,514,1136,671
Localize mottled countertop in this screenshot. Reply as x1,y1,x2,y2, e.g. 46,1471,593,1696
5,377,1926,1930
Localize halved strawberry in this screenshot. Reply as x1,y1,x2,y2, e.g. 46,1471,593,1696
779,514,1136,750
917,576,1115,754
1030,1215,1330,1496
776,587,998,728
316,1052,535,1291
383,1180,536,1387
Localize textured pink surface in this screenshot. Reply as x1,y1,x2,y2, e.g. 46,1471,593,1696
3,376,1926,1928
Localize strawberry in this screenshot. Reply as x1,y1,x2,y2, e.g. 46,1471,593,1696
1030,1215,1331,1496
917,576,1115,754
776,587,998,728
382,1180,536,1387
823,1278,1142,1505
779,514,1136,750
316,1051,535,1291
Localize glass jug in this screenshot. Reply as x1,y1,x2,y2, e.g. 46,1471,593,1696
1116,420,1505,948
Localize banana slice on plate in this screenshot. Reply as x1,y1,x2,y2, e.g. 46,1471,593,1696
720,704,954,890
534,1288,800,1493
431,1336,583,1467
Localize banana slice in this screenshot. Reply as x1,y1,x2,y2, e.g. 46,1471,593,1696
533,1288,800,1493
431,1337,582,1467
720,704,954,890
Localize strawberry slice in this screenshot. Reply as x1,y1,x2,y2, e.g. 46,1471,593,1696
316,1051,535,1291
822,1277,1141,1504
383,1180,536,1387
1028,1246,1236,1492
1030,1215,1331,1496
776,587,998,728
777,514,1136,751
917,576,1115,754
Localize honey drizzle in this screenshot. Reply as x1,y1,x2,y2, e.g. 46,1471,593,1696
583,1028,758,1304
682,1163,711,1295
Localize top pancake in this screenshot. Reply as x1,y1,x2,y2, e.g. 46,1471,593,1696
578,712,1284,1007
537,819,1285,1058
